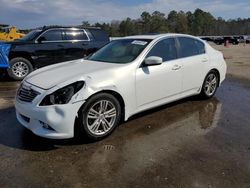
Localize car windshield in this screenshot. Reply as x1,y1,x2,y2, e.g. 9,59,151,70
19,30,41,41
88,39,152,64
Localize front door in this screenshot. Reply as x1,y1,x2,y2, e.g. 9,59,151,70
34,29,64,68
136,38,182,108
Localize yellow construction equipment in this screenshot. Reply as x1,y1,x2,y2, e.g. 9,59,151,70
0,26,25,41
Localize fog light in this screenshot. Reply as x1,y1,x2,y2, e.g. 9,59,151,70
39,121,55,131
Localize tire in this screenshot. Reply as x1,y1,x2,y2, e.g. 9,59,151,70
200,70,219,99
7,57,33,80
78,93,122,141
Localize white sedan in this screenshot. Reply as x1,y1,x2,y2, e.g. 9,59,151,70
15,34,226,140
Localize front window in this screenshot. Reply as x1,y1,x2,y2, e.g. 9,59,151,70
38,30,63,42
19,30,41,41
146,38,177,62
88,39,151,64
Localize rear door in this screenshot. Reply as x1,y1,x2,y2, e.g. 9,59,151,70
62,29,89,61
176,37,208,93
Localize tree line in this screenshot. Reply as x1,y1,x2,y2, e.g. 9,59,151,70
1,8,250,36
84,8,250,37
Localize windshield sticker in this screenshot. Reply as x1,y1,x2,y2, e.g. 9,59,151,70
131,40,148,46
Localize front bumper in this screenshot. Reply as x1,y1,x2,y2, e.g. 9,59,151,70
15,97,84,139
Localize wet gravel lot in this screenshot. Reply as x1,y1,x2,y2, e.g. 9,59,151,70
0,76,250,188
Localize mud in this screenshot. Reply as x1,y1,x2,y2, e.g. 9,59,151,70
0,76,250,188
212,43,250,80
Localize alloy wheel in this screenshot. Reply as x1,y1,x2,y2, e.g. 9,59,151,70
12,62,29,78
204,73,217,96
86,100,117,136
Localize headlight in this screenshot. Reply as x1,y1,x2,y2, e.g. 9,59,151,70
40,81,84,106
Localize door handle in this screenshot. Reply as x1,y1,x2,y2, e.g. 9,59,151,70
57,44,64,48
202,58,208,62
172,64,182,70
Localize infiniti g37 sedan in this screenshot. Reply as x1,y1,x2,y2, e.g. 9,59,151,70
15,34,226,140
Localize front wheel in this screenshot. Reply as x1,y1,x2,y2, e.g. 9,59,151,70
78,93,122,141
200,71,219,99
7,57,33,80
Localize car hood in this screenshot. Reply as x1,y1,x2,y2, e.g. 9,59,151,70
25,59,123,90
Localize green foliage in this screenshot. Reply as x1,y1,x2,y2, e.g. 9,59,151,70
191,9,215,35
84,9,250,36
119,18,136,36
81,21,90,27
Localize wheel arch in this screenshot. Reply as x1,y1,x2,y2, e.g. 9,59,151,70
95,90,125,117
74,89,126,138
76,89,126,121
9,52,34,67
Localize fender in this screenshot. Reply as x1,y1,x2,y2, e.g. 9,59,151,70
75,78,121,103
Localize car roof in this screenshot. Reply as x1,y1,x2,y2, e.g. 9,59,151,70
40,26,101,31
123,33,200,40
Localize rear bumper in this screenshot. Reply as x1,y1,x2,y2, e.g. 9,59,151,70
220,59,227,85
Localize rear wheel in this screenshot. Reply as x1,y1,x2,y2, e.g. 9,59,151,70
78,93,122,140
200,71,219,99
7,57,33,80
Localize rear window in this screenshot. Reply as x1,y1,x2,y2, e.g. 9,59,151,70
89,29,109,41
64,30,88,41
178,37,205,58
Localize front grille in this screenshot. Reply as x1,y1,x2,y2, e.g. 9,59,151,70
18,85,40,102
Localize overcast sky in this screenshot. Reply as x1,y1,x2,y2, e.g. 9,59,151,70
0,0,250,29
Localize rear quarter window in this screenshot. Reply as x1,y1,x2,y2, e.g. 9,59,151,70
178,37,205,58
89,29,109,41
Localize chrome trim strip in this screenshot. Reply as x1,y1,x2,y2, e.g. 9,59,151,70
35,28,90,43
39,39,89,43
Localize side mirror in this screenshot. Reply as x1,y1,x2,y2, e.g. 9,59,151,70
144,56,163,66
37,37,46,43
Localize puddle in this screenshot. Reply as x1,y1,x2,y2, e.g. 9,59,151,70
0,77,250,187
